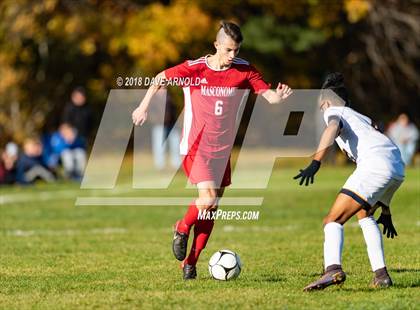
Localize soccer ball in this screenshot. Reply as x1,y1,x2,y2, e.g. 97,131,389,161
208,249,242,280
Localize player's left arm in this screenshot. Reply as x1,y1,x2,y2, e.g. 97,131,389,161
294,119,340,186
247,66,292,103
376,204,398,238
262,83,293,104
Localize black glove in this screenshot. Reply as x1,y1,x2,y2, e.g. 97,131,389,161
293,160,321,186
376,213,398,238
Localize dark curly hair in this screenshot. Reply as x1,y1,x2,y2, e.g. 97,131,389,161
321,72,350,106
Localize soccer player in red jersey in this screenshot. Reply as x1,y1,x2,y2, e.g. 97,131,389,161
132,21,292,279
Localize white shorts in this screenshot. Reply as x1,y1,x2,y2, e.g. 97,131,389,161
341,168,403,208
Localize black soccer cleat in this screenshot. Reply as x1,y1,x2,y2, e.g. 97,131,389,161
183,264,197,280
371,270,393,288
172,221,189,261
303,267,346,291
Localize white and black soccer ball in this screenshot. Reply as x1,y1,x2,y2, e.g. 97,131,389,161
208,249,242,281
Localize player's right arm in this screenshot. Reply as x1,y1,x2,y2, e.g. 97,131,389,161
294,118,340,186
132,71,167,126
132,60,193,126
313,119,340,162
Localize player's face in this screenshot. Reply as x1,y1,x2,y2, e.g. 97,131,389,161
215,37,240,66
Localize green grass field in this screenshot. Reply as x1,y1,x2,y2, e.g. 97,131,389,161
0,165,419,309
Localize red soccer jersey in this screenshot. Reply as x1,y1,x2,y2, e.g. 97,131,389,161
164,55,270,159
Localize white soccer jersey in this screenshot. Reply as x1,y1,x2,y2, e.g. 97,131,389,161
324,106,405,179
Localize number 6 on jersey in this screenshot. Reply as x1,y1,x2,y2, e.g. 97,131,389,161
215,100,223,116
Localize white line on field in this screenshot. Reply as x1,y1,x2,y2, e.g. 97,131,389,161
75,197,264,206
0,185,134,205
222,225,298,232
4,227,128,237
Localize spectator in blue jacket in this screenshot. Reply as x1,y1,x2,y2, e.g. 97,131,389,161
16,138,55,184
47,123,86,180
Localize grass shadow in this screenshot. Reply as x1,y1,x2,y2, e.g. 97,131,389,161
262,275,283,282
247,274,283,283
392,280,420,288
389,268,420,273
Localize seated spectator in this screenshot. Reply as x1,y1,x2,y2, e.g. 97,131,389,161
16,138,55,184
387,113,419,165
47,123,86,180
0,142,18,184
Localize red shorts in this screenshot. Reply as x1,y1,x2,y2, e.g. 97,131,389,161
182,155,231,187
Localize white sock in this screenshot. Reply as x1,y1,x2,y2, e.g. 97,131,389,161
359,216,386,271
324,222,344,269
